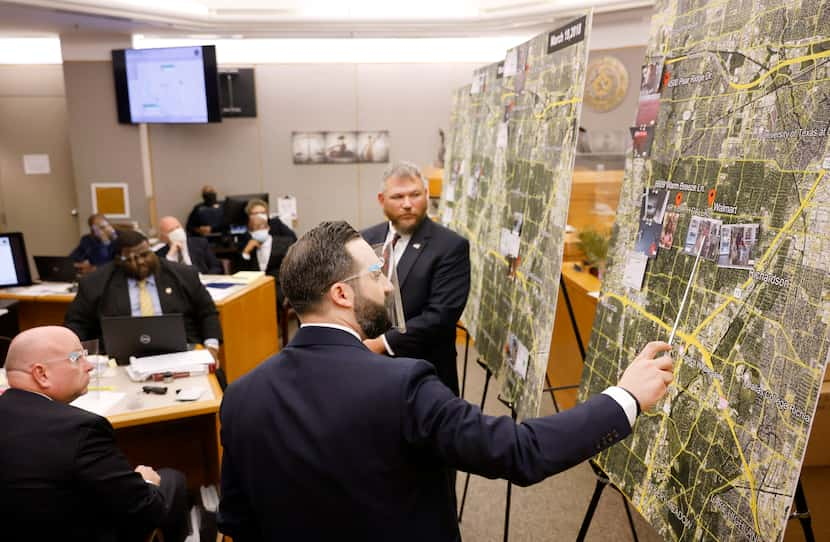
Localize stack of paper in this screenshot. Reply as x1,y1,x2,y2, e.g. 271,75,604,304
126,349,214,381
230,271,264,283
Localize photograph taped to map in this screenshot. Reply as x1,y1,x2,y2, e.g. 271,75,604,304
659,212,679,249
635,93,660,127
640,57,665,95
718,224,759,269
683,215,722,261
630,126,655,157
505,334,530,379
635,219,661,259
621,251,648,290
643,188,670,224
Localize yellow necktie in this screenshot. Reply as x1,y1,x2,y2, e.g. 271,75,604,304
138,279,155,316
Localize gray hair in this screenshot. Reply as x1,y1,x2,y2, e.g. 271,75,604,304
379,161,427,192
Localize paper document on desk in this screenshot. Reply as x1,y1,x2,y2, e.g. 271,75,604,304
4,282,73,296
130,349,214,376
230,271,264,283
71,391,125,416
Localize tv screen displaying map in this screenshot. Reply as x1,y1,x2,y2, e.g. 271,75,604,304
112,45,221,124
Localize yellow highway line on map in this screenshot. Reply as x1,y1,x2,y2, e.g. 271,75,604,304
534,97,580,119
604,292,761,534
693,169,826,336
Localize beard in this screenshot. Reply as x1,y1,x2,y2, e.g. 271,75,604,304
353,287,392,339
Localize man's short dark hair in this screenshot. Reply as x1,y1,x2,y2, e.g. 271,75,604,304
87,213,105,227
113,229,148,254
280,221,361,315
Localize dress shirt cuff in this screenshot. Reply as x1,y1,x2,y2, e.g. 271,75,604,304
381,334,395,356
241,252,251,260
204,339,220,350
602,386,638,428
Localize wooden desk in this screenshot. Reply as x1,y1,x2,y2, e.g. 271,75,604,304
0,275,279,384
546,262,600,411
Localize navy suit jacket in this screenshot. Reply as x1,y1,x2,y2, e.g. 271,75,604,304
64,259,222,346
218,326,631,541
0,388,171,541
362,217,470,394
155,236,223,274
69,234,116,266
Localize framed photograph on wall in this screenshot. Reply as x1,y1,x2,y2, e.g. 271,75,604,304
292,132,326,164
323,132,358,163
91,182,130,218
357,131,390,163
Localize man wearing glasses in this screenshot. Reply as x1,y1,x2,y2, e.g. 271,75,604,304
217,221,674,541
0,326,189,541
64,229,222,357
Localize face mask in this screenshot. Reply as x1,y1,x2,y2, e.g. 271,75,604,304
250,229,270,243
168,227,187,244
203,192,218,205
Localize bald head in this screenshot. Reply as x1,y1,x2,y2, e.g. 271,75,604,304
5,326,92,403
159,216,182,235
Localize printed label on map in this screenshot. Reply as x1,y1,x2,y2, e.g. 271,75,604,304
547,15,586,55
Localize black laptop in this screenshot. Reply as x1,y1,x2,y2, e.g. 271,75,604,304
100,314,188,365
33,256,78,283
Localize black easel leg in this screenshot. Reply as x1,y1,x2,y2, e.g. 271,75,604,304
458,366,491,523
502,404,517,542
621,496,640,542
792,479,815,542
545,374,561,413
576,477,607,542
461,328,470,399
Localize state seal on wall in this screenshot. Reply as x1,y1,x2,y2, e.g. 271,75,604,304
584,56,629,113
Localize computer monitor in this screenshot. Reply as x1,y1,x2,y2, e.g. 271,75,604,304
34,256,78,283
100,314,188,365
223,193,269,232
0,233,32,288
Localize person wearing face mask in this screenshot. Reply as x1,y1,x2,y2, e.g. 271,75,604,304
185,185,225,237
69,213,118,275
217,221,675,541
236,213,294,306
64,229,222,358
243,198,297,242
156,216,223,274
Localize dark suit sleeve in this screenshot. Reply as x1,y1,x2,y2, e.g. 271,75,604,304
183,268,223,342
400,361,631,486
217,398,258,540
75,416,168,528
384,237,471,355
64,276,100,341
69,235,93,262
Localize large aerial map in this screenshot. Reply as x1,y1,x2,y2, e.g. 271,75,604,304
579,1,830,540
442,14,592,420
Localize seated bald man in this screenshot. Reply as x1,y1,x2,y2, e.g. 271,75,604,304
156,216,223,274
0,326,189,541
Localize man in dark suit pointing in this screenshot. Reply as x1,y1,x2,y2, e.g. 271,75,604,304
362,162,470,395
217,221,674,541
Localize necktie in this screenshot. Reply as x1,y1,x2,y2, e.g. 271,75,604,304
383,233,401,272
138,279,155,316
177,249,184,264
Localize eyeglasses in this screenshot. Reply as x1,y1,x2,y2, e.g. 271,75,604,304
322,258,385,293
5,349,88,373
120,250,154,264
341,258,385,283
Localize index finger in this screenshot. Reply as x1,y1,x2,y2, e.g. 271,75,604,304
638,341,672,359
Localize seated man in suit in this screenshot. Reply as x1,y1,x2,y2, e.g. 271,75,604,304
186,185,225,237
70,213,117,275
237,213,294,305
245,198,297,242
218,221,674,541
0,325,189,541
156,216,223,274
362,162,470,395
64,229,222,359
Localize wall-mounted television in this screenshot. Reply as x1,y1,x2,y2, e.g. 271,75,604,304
112,45,222,124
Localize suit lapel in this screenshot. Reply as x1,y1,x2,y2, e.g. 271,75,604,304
109,271,132,316
397,218,432,288
155,267,177,313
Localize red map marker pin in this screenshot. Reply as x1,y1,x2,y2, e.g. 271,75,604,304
708,188,717,207
675,192,683,206
662,70,671,90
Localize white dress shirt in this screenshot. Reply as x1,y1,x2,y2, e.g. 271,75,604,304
166,242,192,266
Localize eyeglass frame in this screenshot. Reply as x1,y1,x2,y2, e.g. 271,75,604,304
321,258,385,294
5,349,89,373
119,250,155,264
